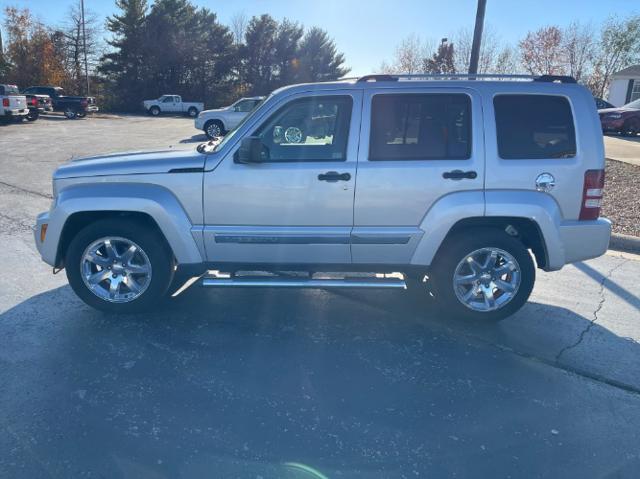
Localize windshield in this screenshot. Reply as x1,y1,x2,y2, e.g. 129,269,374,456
623,98,640,109
198,95,272,153
4,85,19,95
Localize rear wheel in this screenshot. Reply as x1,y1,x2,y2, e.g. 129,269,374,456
64,108,77,119
424,228,535,322
76,111,87,118
26,110,39,121
187,106,198,117
65,218,175,314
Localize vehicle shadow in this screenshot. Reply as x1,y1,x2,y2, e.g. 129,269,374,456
1,283,640,477
180,133,208,143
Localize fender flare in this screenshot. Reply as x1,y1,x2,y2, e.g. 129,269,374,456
49,182,204,265
410,190,565,270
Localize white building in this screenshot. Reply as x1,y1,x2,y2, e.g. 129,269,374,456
607,65,640,107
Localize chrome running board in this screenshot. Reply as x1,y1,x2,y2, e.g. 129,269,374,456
201,276,406,289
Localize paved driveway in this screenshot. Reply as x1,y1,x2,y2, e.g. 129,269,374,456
604,134,640,166
1,115,640,478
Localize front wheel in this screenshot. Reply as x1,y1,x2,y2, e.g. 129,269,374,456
204,120,224,139
149,106,160,116
426,228,535,322
65,218,175,313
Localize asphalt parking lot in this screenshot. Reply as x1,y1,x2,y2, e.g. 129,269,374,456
1,114,640,478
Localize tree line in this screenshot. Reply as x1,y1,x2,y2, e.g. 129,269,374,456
0,0,349,110
381,14,640,98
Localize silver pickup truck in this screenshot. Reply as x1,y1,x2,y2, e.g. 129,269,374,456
0,84,28,121
34,74,611,322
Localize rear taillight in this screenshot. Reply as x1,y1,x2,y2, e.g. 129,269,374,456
579,169,605,220
2,98,8,107
31,97,38,106
81,99,88,107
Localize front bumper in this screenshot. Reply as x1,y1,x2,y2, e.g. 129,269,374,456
34,211,56,267
600,118,624,132
195,117,205,129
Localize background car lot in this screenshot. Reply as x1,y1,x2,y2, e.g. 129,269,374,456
1,114,640,477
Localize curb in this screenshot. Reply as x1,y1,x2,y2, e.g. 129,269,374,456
609,233,640,254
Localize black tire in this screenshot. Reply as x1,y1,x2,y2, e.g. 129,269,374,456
204,120,225,139
187,106,198,117
426,228,535,322
26,110,39,121
149,106,161,116
622,119,640,137
65,218,175,314
76,111,87,118
64,108,77,119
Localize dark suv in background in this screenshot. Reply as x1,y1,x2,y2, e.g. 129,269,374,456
22,86,98,119
598,98,640,136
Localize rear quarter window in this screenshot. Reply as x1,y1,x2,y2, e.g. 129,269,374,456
493,94,576,159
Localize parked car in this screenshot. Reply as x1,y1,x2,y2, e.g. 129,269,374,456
598,98,640,136
594,97,615,110
22,86,98,119
143,95,204,117
34,74,611,322
0,84,28,122
24,93,51,121
195,96,264,138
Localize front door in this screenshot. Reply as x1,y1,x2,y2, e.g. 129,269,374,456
202,90,362,265
352,86,485,264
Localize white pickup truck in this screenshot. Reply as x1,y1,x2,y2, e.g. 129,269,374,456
143,95,204,118
0,84,28,121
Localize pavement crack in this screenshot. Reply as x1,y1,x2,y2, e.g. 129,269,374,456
0,180,52,199
555,259,629,362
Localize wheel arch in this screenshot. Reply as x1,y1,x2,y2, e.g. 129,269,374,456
50,183,204,268
410,190,565,270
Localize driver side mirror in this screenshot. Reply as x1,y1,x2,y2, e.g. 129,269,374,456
234,136,266,164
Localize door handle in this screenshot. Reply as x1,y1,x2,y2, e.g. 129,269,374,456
318,171,351,182
442,170,478,180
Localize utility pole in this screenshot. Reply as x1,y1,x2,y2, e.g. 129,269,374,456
468,0,487,75
81,0,90,96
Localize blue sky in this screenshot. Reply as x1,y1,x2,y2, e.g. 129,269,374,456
1,0,638,75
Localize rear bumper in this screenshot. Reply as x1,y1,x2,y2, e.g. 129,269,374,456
557,218,611,266
3,108,28,117
83,106,99,113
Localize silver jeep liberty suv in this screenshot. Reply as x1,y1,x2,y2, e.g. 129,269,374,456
34,73,611,322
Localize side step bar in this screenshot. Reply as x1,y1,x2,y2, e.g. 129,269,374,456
201,277,406,289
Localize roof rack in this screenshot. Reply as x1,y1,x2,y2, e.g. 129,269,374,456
356,73,577,84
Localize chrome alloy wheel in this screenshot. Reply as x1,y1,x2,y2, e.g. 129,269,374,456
81,237,152,303
453,247,521,312
206,122,222,138
284,126,303,143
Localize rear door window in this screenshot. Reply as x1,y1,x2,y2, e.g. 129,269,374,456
369,93,471,161
493,94,576,159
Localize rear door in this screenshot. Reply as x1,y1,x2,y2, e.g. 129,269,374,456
352,86,485,263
